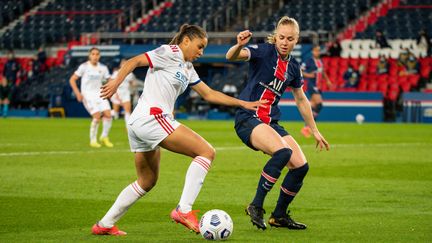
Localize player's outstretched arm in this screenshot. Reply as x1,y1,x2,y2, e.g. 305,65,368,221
100,54,150,99
226,30,252,61
292,87,330,151
192,81,266,111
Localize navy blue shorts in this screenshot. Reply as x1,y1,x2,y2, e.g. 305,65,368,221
307,86,322,97
234,110,289,151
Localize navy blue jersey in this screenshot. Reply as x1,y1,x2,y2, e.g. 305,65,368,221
238,43,303,124
301,57,324,89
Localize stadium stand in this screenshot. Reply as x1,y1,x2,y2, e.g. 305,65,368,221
0,0,165,49
0,0,431,121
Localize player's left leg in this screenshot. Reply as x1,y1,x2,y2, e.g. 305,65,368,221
100,109,113,147
269,135,308,229
310,93,323,120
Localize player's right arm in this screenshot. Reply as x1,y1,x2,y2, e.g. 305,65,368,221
69,73,83,102
226,30,253,61
100,53,150,99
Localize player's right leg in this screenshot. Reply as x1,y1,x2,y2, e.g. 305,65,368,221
160,124,215,233
92,150,160,236
244,124,293,230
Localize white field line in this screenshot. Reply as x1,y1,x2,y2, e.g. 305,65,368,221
0,143,430,157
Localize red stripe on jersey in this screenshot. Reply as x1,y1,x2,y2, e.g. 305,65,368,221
256,56,289,124
314,58,323,88
274,57,288,81
256,89,276,124
145,52,153,68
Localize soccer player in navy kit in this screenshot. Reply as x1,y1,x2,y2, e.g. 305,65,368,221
226,16,330,230
301,45,332,137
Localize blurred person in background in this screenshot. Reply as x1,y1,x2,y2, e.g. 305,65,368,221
0,77,13,117
110,59,137,126
377,54,389,75
301,45,332,138
416,29,431,57
343,65,362,89
69,47,114,148
375,30,391,49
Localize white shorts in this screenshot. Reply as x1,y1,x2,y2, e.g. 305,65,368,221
110,89,131,105
82,96,111,115
127,111,180,152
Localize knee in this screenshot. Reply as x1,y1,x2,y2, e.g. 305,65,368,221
92,117,101,123
137,173,158,191
273,148,293,164
201,146,216,162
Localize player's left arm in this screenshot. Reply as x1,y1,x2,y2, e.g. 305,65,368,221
191,81,266,111
323,69,332,87
292,87,330,151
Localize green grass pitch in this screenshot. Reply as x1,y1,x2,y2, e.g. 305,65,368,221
0,118,431,242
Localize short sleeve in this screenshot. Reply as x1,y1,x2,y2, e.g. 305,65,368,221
245,43,264,61
188,64,201,86
102,66,111,79
145,45,173,69
74,64,85,77
290,65,304,89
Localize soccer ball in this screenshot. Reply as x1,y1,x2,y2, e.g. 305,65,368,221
199,209,233,241
355,113,365,124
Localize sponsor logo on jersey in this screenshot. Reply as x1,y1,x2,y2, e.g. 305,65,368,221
259,78,284,97
175,71,188,89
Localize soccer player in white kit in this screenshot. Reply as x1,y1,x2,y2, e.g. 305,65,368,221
69,47,114,148
91,24,266,236
110,59,136,124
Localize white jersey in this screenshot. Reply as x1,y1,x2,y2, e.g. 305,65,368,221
111,70,135,94
129,45,201,122
74,61,111,98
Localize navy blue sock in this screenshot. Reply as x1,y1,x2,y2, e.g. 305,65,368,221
251,148,292,208
273,163,309,217
312,103,323,120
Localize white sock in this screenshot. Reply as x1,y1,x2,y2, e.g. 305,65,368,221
101,117,112,138
124,112,131,125
178,156,212,213
111,110,119,120
99,181,146,228
90,119,99,143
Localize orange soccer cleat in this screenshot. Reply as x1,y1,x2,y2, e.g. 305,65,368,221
301,126,312,138
91,223,127,236
170,207,200,233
